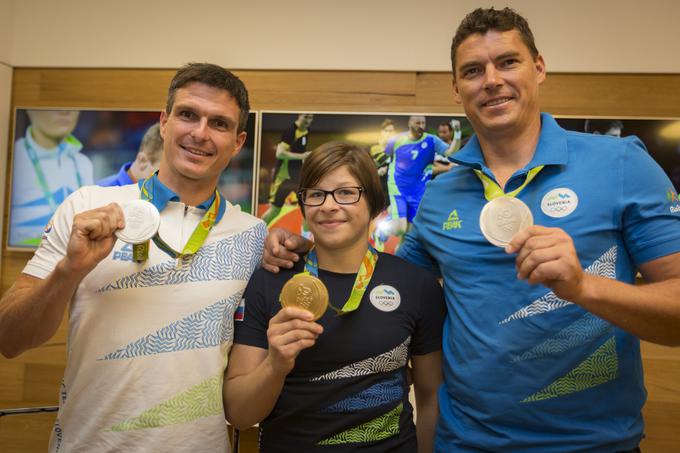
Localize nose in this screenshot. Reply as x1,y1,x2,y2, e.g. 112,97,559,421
483,65,502,89
319,193,340,210
190,118,209,141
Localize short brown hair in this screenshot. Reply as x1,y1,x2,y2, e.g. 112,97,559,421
165,63,250,133
138,123,163,163
298,142,386,219
450,7,539,77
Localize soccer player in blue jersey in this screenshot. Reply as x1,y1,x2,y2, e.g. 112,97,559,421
382,115,454,243
263,7,680,453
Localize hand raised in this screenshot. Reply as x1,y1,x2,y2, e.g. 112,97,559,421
62,203,126,277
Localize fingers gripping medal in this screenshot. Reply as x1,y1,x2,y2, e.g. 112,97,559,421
115,200,161,261
279,273,329,321
479,196,533,247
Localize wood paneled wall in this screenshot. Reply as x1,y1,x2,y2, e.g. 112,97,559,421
1,69,679,452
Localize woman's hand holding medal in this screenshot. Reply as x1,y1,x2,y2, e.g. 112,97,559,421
265,306,324,376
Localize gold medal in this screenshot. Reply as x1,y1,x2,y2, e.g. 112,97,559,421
479,196,533,247
279,273,329,321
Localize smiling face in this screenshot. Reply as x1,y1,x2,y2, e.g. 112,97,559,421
452,29,545,139
158,82,246,192
303,166,371,254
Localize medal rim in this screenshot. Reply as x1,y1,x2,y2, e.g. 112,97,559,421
479,196,533,247
115,199,161,244
279,273,329,321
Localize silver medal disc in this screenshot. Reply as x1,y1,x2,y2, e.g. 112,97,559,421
479,197,533,247
115,200,161,244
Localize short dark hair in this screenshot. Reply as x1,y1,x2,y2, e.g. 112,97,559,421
298,141,386,219
166,63,250,133
450,7,539,77
438,121,453,132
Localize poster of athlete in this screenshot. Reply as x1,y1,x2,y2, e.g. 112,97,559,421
257,111,469,254
556,117,680,191
7,109,257,250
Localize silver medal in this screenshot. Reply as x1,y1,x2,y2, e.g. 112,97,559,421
115,200,161,244
479,197,533,247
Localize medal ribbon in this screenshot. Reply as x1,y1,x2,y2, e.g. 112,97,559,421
302,244,379,315
25,130,83,212
474,165,544,201
138,173,222,260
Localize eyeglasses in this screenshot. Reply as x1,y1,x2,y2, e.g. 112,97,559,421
297,186,365,206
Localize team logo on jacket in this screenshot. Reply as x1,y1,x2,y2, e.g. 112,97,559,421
442,209,462,230
541,188,578,218
370,285,401,312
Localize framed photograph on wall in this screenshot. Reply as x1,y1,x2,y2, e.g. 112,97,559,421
256,112,680,256
257,111,471,254
6,108,257,251
555,117,680,192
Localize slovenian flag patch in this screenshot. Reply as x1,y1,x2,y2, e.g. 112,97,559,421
234,299,245,321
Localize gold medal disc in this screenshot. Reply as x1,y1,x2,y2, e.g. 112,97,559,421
479,196,533,247
279,273,329,321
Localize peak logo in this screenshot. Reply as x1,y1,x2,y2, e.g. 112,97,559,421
442,209,463,230
541,188,578,218
112,243,134,262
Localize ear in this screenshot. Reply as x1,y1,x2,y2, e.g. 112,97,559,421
159,110,168,140
535,54,547,85
232,130,247,157
452,78,463,104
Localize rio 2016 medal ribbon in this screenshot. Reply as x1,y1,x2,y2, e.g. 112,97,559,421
279,273,329,321
479,196,533,247
115,199,161,245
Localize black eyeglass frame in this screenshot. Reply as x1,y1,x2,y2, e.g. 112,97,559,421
297,186,365,207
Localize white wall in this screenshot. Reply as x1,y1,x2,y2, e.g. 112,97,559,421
7,0,680,73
